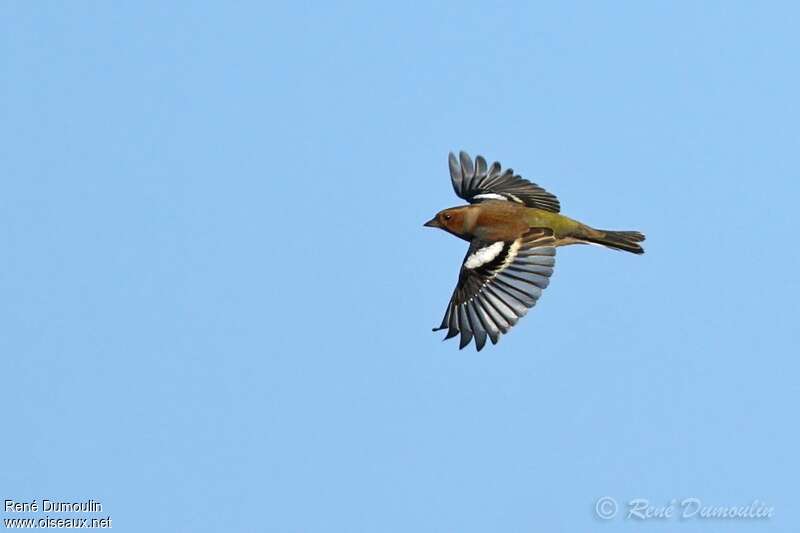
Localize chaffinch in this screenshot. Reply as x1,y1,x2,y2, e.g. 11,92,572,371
424,151,645,351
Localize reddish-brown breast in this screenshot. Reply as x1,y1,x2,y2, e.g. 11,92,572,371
469,201,529,242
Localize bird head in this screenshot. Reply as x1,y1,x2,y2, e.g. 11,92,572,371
423,207,468,238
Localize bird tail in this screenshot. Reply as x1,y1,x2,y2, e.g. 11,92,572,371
582,228,646,255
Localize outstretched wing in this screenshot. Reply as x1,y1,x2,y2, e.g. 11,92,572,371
448,151,560,213
434,228,556,351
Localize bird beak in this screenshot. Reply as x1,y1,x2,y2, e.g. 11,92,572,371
423,217,441,228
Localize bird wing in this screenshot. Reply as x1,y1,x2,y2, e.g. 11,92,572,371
448,151,561,213
433,228,556,351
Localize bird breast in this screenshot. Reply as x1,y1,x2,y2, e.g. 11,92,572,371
470,202,529,242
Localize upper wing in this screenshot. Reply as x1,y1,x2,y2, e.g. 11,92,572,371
448,151,560,213
433,228,556,351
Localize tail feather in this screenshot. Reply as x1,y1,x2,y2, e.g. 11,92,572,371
584,229,646,255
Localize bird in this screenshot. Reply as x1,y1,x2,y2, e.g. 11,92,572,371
424,151,645,351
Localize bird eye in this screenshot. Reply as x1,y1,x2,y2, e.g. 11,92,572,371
443,214,451,221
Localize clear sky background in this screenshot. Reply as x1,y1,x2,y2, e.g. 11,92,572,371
2,2,798,532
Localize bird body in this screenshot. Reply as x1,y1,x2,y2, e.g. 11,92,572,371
426,200,643,254
424,151,645,351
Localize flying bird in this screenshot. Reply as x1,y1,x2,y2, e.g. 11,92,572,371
424,151,645,351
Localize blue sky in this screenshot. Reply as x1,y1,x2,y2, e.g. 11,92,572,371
2,2,798,532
